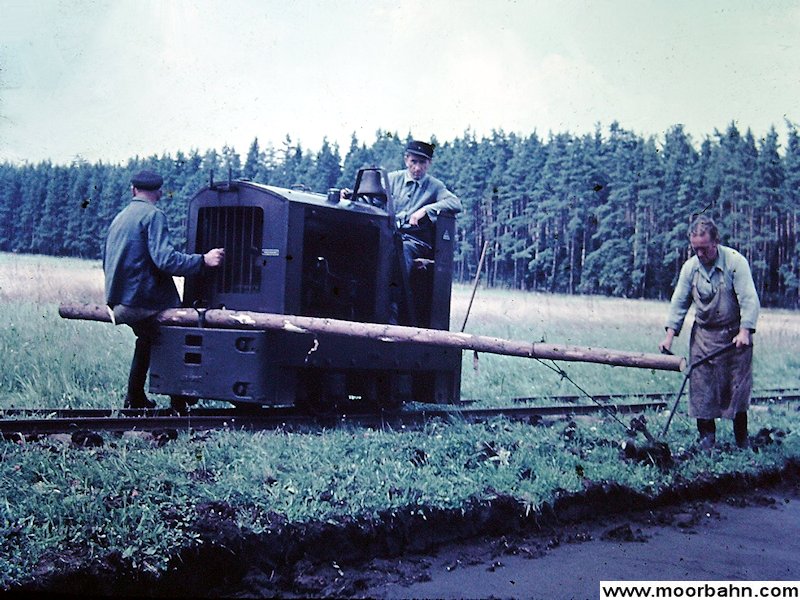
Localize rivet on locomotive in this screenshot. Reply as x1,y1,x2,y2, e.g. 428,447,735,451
148,168,462,412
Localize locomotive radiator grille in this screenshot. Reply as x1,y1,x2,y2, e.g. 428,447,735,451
197,206,264,294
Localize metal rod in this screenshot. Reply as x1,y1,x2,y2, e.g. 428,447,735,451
460,240,490,333
661,341,738,437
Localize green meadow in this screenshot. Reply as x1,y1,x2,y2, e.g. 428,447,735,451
1,252,799,588
2,252,798,408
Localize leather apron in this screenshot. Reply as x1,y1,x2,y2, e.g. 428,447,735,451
688,268,753,420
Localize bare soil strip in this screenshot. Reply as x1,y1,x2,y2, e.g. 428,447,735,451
12,460,800,598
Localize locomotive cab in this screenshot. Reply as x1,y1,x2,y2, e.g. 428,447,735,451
149,169,461,411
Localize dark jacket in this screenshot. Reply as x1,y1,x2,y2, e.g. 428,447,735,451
103,199,204,310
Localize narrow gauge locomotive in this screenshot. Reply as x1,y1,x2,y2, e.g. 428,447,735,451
148,168,462,412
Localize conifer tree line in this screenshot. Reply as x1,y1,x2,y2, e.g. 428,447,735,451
1,121,799,307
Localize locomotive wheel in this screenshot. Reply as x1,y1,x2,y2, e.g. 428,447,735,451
353,373,403,413
376,392,402,412
295,371,339,416
169,395,198,415
374,374,404,412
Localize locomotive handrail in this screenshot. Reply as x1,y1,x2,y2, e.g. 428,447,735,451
59,302,686,372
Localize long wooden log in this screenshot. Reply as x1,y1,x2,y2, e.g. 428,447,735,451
59,302,686,372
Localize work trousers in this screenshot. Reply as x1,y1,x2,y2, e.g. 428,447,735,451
127,317,158,404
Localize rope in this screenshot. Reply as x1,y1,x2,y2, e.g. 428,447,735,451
534,358,631,432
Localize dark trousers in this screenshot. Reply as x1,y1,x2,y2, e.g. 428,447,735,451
401,233,433,272
390,232,434,325
127,317,158,404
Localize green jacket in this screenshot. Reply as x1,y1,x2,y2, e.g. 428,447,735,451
103,198,204,311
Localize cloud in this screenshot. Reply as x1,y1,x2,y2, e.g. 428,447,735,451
1,0,798,164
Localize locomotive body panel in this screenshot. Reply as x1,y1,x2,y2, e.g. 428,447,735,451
150,327,278,403
184,184,291,313
149,325,461,406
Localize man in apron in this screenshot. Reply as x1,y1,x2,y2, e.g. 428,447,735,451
658,216,760,449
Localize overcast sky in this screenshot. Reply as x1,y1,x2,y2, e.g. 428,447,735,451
1,0,798,166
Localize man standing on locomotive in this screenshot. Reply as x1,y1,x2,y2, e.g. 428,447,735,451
384,140,461,325
388,140,462,275
339,140,461,324
658,215,760,449
103,169,225,411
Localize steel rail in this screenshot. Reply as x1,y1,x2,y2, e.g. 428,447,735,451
0,389,797,437
495,387,800,406
0,403,668,436
4,387,797,421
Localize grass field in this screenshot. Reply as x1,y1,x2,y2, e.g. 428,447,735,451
2,252,799,408
1,252,799,589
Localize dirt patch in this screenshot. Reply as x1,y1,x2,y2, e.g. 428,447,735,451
13,459,800,598
272,475,800,600
369,484,800,600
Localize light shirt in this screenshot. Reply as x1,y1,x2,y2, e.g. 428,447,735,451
665,245,760,335
387,170,461,224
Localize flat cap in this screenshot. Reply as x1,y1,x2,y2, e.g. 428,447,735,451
131,170,163,191
405,140,434,160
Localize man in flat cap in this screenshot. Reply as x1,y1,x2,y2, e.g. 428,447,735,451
386,140,461,323
388,140,461,270
103,169,225,411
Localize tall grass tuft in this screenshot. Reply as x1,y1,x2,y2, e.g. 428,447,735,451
0,406,797,588
0,302,133,408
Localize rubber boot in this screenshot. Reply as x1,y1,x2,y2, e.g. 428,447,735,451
734,412,749,449
125,332,156,409
697,418,716,451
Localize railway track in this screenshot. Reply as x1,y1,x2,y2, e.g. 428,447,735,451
1,388,798,438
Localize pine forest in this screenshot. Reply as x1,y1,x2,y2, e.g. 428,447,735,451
1,120,799,308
